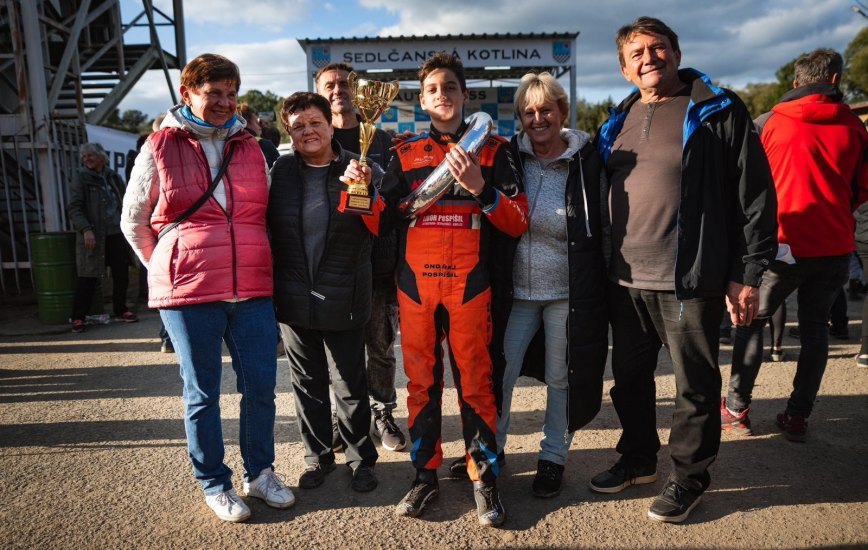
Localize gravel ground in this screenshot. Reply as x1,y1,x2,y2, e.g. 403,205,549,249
0,294,866,549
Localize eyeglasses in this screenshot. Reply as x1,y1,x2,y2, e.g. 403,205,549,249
289,120,326,134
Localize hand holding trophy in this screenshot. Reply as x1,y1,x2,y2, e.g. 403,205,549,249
338,72,400,215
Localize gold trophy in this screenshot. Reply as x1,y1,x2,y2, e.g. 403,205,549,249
338,71,400,215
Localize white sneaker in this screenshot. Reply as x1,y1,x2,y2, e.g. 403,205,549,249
244,468,296,509
205,489,251,522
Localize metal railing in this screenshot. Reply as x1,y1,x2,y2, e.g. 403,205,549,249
0,118,85,294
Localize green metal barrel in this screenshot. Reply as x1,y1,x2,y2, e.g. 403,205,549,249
31,232,77,324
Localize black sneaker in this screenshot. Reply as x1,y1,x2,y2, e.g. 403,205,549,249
473,481,506,527
298,462,336,489
532,459,564,498
829,324,850,340
589,461,657,494
448,452,506,479
395,479,439,518
350,465,378,493
373,409,407,452
647,480,702,523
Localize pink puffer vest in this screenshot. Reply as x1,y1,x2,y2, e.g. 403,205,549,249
146,128,272,307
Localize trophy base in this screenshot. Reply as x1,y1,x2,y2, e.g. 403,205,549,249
338,191,373,215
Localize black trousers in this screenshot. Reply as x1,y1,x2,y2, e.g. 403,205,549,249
71,233,130,320
280,323,378,469
364,277,399,410
728,255,849,415
860,249,868,355
608,281,724,493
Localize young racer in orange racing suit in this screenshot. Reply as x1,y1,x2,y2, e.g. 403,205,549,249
381,52,528,527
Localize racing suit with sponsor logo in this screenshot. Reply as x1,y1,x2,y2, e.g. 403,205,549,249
382,122,527,483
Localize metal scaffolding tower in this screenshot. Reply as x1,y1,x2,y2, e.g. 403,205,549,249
0,0,185,293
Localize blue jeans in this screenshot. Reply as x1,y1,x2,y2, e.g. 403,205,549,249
497,299,573,465
727,255,849,416
161,298,278,496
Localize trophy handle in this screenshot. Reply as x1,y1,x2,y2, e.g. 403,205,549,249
387,80,400,103
358,122,375,168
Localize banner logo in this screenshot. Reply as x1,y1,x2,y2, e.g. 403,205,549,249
312,46,331,68
552,41,571,64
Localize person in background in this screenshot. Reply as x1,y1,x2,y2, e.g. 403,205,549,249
847,253,866,300
68,142,139,333
269,91,381,494
132,115,173,353
767,303,788,362
592,17,777,523
723,48,868,442
495,72,608,498
856,204,868,368
381,52,528,527
828,288,851,340
122,53,293,522
314,62,406,453
126,134,148,184
237,103,280,168
260,123,282,148
127,133,150,305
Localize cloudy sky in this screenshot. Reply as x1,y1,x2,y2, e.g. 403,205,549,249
117,0,867,119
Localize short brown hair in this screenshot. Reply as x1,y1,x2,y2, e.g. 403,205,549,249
314,62,354,86
794,48,843,86
279,92,332,132
514,72,569,125
615,17,680,68
180,53,240,91
418,52,466,91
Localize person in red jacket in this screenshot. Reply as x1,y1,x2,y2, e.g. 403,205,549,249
722,48,868,442
382,52,527,527
122,54,293,522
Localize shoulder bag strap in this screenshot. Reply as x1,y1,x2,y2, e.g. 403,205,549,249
157,141,237,240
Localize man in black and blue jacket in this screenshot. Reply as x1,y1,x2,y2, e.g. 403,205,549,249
589,16,777,523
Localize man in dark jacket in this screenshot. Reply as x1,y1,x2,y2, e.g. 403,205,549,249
315,62,406,452
722,48,868,442
591,17,777,523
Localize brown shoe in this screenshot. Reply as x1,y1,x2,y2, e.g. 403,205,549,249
119,311,139,323
776,411,807,442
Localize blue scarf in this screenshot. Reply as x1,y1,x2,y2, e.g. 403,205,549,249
180,105,237,129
